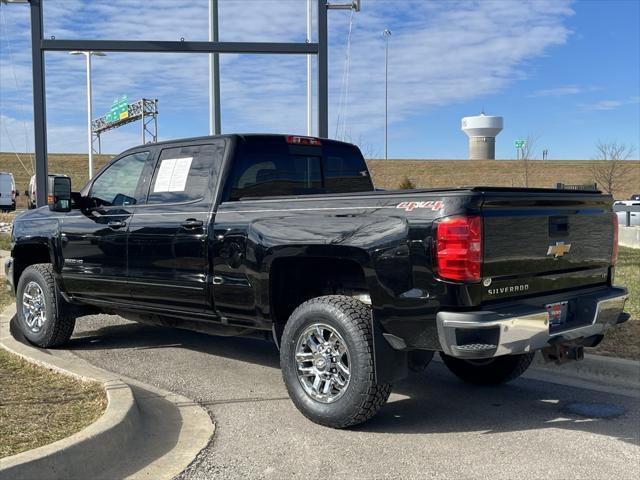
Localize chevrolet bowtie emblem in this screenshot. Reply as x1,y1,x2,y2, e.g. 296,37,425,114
547,241,571,258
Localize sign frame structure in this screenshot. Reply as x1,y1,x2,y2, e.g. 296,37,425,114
92,98,159,154
27,0,333,207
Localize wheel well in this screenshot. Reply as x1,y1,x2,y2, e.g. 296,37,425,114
12,243,52,290
270,257,368,340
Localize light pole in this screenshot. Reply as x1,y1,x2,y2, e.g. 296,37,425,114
383,28,391,160
69,50,105,179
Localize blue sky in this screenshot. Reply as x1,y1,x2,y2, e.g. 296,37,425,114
1,0,639,161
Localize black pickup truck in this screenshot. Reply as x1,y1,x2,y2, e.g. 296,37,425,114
5,134,629,428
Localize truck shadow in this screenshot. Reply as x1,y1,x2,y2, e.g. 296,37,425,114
60,316,640,447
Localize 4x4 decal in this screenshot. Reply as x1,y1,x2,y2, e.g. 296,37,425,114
396,200,443,212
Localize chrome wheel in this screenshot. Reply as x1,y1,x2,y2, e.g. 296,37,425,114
22,281,46,333
295,323,351,403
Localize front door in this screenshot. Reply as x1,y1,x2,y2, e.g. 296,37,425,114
127,140,226,313
60,150,151,303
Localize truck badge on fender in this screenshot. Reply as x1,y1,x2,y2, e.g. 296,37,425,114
547,241,571,258
396,200,443,212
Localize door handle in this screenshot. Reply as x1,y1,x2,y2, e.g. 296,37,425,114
107,220,126,229
181,219,204,229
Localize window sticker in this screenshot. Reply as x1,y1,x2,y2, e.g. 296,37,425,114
153,157,193,192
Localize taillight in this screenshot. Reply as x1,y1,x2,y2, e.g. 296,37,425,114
612,212,618,265
434,215,482,282
286,135,321,146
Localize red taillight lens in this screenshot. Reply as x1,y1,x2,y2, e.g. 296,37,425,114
612,212,618,265
434,215,482,282
286,135,321,146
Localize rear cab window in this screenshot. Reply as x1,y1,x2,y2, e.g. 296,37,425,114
147,141,226,205
223,136,373,201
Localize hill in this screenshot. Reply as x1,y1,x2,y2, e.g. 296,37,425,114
2,153,639,208
368,159,639,199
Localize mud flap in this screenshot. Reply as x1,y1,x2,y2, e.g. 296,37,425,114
372,316,408,384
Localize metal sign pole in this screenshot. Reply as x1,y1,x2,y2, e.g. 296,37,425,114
307,0,313,136
209,0,221,136
317,0,328,138
30,0,48,207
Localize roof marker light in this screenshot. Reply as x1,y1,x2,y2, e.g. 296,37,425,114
287,135,322,146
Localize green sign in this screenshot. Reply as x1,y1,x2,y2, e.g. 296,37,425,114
515,139,526,149
104,95,129,124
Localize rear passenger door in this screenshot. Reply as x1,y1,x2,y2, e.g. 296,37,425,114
127,140,226,313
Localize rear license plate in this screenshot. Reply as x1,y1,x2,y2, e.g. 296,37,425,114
546,301,569,326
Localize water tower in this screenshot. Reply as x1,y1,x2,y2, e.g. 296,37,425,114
461,113,503,160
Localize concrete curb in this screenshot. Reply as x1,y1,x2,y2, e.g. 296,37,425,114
0,304,214,480
0,305,139,480
531,352,640,391
433,350,640,397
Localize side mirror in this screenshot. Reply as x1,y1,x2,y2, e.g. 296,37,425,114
70,192,84,210
48,176,72,212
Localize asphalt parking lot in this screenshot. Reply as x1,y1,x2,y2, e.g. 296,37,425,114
67,314,639,480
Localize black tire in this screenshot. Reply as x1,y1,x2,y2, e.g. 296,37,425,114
440,352,535,385
280,295,391,428
16,264,76,348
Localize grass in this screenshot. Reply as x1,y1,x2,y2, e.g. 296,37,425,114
0,288,13,311
0,233,11,251
594,247,640,360
0,349,106,458
367,159,640,200
2,153,640,206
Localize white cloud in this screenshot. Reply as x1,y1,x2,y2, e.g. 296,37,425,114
530,85,584,97
579,97,640,111
1,0,575,154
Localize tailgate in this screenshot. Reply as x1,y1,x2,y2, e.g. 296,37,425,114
481,192,613,301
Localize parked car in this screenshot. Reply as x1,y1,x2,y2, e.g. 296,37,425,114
614,200,640,226
5,134,629,428
0,172,17,212
26,173,69,209
630,194,640,201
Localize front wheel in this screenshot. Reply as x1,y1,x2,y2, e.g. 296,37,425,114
16,264,76,348
280,295,391,428
440,352,535,385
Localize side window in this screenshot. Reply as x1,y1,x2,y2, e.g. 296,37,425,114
223,137,372,201
227,138,323,200
229,155,322,200
147,142,224,205
89,151,148,207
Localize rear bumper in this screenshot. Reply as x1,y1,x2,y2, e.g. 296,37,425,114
436,286,628,359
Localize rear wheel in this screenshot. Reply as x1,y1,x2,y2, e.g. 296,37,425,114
16,264,76,348
280,295,391,428
440,352,535,385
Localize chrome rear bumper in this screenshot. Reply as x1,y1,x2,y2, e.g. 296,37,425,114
437,287,628,359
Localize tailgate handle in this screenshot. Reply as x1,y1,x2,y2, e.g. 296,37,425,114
549,216,569,237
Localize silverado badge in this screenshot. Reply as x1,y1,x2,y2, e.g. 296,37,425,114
547,241,571,258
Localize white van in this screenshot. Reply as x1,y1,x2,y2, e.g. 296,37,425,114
0,172,17,212
26,173,69,209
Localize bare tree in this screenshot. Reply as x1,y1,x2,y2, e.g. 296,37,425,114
519,134,538,187
343,132,382,160
590,141,635,197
